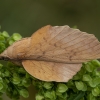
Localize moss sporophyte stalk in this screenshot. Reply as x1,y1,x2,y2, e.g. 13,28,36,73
0,31,100,100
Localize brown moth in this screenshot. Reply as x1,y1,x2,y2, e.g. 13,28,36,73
0,25,100,82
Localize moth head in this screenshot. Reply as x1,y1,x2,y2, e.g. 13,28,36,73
0,56,10,61
0,49,11,61
0,50,22,66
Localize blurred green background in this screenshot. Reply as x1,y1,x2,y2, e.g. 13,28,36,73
0,0,100,100
0,0,100,38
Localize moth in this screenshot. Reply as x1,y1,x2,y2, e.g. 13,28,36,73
0,25,100,82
